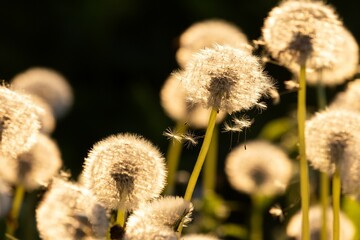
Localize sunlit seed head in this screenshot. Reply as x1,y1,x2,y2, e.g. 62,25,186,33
176,19,251,68
0,180,11,218
82,133,167,210
304,27,359,86
178,45,273,114
124,225,178,240
305,109,360,194
262,0,343,71
126,196,193,232
286,205,355,240
329,79,360,112
0,86,41,159
225,140,293,196
160,73,226,128
181,234,220,240
10,67,74,119
36,178,109,240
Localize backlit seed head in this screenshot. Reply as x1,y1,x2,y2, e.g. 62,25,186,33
225,140,293,196
0,133,62,191
0,180,11,218
286,205,355,240
329,79,360,112
11,67,74,119
176,19,251,68
126,196,193,232
124,225,178,240
262,0,343,71
0,86,41,159
160,74,226,128
36,178,109,240
181,234,220,240
305,109,360,194
305,27,359,86
177,45,273,114
82,133,167,210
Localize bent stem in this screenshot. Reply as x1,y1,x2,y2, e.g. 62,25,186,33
164,121,188,195
203,124,219,195
332,167,341,240
177,108,218,235
6,184,25,237
298,64,310,240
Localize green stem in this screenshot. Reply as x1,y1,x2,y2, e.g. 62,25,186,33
298,64,310,240
164,121,188,195
177,108,218,235
332,168,341,240
6,184,25,237
116,209,126,227
203,124,219,194
250,196,264,240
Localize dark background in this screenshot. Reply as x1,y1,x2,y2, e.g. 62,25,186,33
0,0,359,239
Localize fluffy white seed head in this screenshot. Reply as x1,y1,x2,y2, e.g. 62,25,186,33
304,27,359,86
11,67,74,119
176,19,251,68
225,140,293,196
262,0,344,71
177,45,273,114
125,196,193,233
82,133,167,210
305,109,360,194
181,234,220,240
160,74,226,128
124,225,178,240
0,86,41,159
0,133,62,191
329,79,360,112
286,205,355,240
36,178,109,240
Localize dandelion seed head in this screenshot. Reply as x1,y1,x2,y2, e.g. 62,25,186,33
0,86,41,158
126,196,193,232
181,234,220,240
82,133,167,210
286,205,355,240
225,140,292,196
11,67,74,119
305,109,360,194
124,225,177,240
178,45,273,114
36,178,109,240
262,0,343,71
0,133,62,190
176,19,250,68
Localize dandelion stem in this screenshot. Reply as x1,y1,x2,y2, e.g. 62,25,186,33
164,121,188,195
332,167,341,240
116,209,126,227
251,195,264,240
298,64,310,240
203,124,219,194
316,77,329,240
6,184,25,236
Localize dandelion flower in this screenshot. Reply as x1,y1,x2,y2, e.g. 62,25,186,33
177,45,273,114
82,133,167,210
36,178,109,240
11,67,74,119
305,109,360,194
176,19,251,67
286,205,355,240
261,0,343,71
225,140,293,196
329,79,360,112
160,74,226,128
181,234,220,240
0,133,62,191
0,86,40,159
125,196,193,232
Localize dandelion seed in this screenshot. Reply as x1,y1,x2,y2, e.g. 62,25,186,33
177,44,273,114
36,178,109,240
262,0,344,71
222,122,243,133
11,67,74,119
269,204,285,222
286,205,355,240
176,19,251,68
163,127,183,142
225,140,293,196
284,80,299,91
82,133,167,210
232,115,253,129
182,131,199,148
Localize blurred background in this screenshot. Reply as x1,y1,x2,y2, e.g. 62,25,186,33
0,0,359,239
